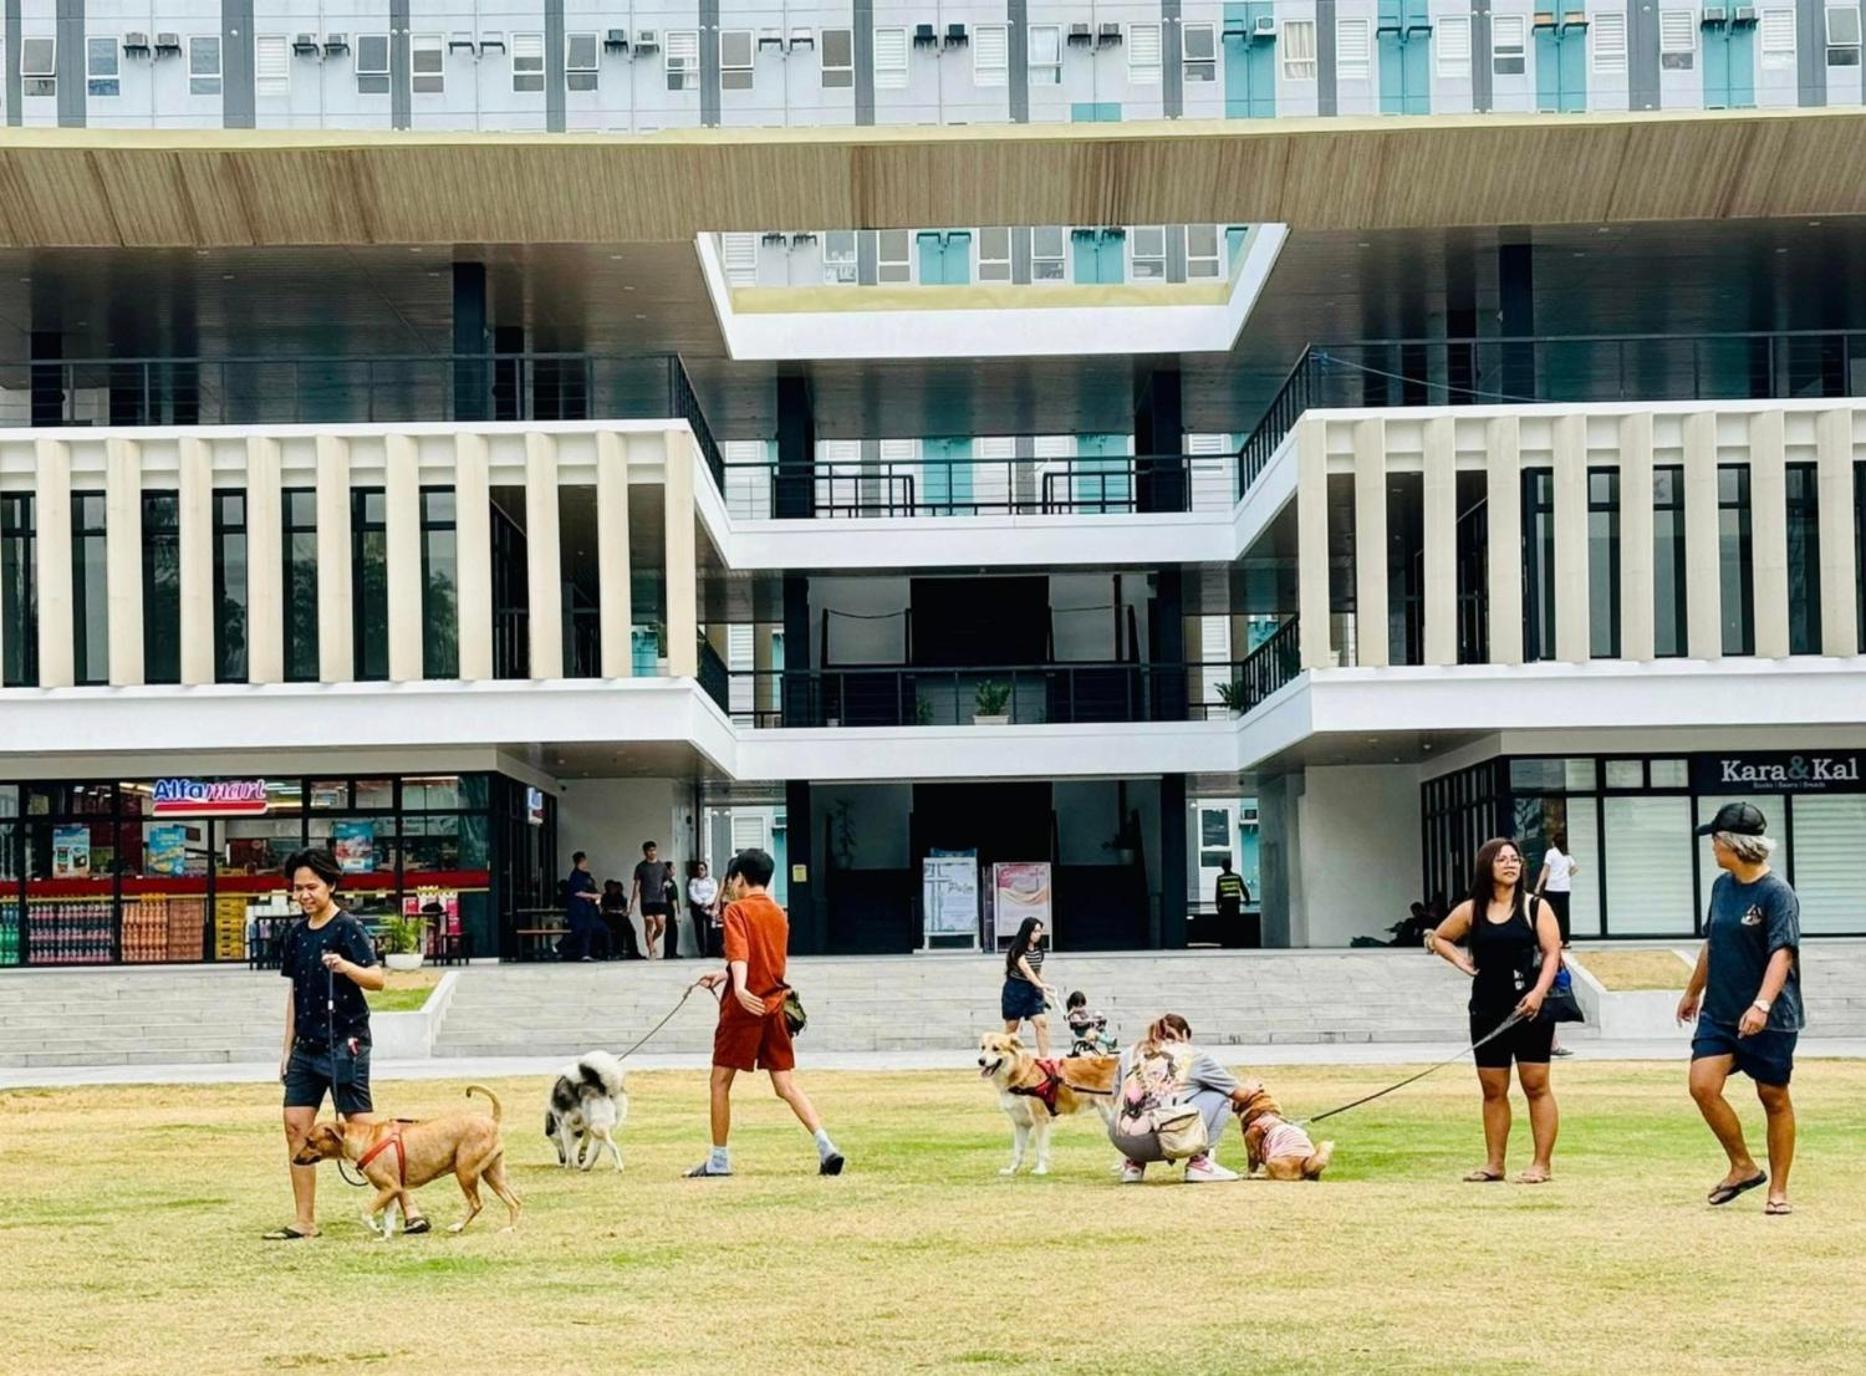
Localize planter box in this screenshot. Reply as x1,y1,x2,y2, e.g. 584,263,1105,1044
370,970,461,1059
384,952,425,972
1566,955,1688,1040
972,714,1009,726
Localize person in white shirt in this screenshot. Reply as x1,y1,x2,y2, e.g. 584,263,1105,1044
687,861,721,960
1535,834,1578,948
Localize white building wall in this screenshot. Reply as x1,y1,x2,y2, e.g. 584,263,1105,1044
1292,763,1422,946
556,776,696,952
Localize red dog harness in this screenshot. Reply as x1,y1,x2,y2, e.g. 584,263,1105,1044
1009,1059,1069,1115
356,1125,408,1185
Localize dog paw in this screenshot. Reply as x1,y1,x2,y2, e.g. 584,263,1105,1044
1032,1164,1050,1176
998,1165,1020,1176
447,1221,467,1234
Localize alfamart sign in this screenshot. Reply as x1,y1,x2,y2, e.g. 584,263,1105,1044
1692,753,1865,794
151,779,270,815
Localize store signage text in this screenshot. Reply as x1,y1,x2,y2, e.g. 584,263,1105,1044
152,778,270,815
1696,753,1864,794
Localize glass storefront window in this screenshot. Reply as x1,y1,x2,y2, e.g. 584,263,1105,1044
1603,795,1695,934
1521,468,1556,663
1564,796,1601,938
352,488,389,682
1785,464,1821,656
354,779,395,811
143,493,181,685
421,488,459,679
1587,469,1620,659
0,815,20,966
1718,465,1754,656
1653,467,1687,658
1,493,37,687
71,492,109,687
1792,795,1866,934
214,491,249,683
118,818,209,962
1603,760,1644,790
400,813,462,873
283,488,320,683
403,775,466,811
309,780,350,811
1649,759,1689,788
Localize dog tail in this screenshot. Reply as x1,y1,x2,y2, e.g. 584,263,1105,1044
1303,1140,1335,1180
466,1085,503,1122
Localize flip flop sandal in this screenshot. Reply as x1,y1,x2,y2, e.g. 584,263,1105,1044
1707,1172,1767,1206
262,1225,315,1241
1515,1171,1552,1185
1462,1169,1505,1183
402,1217,432,1235
1764,1200,1794,1216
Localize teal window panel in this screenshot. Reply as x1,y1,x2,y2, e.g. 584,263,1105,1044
1222,13,1252,118
1074,434,1132,507
944,231,972,285
1226,225,1247,267
922,437,974,514
1535,30,1562,110
1379,34,1406,112
1404,33,1430,111
1558,29,1585,111
1098,230,1125,284
917,231,946,284
1071,228,1101,283
1072,101,1100,121
1403,0,1431,26
1726,25,1755,107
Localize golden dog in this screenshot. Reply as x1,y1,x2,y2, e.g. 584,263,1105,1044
1234,1081,1334,1181
293,1085,522,1235
976,1031,1118,1176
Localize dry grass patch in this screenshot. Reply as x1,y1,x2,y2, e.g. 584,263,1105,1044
364,969,443,1013
1572,948,1694,991
2,1061,1864,1375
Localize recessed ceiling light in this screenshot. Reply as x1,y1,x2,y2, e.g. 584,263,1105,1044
634,313,647,320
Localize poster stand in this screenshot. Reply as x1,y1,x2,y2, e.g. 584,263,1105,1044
919,851,981,952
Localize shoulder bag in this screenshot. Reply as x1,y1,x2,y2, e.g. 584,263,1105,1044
1523,894,1585,1025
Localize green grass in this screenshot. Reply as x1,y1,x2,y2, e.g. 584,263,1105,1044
1572,948,1694,991
3,1061,1864,1375
363,971,441,1013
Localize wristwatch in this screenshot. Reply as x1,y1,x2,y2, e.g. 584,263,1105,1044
1751,999,1772,1013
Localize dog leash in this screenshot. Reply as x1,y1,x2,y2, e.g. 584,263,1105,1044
1294,1010,1527,1128
325,961,372,1189
612,978,708,1063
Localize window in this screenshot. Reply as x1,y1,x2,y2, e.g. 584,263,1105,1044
1603,796,1695,935
1031,226,1067,281
1760,8,1796,67
1131,226,1167,280
821,28,853,87
877,230,912,283
1187,223,1221,279
874,27,908,88
1521,469,1556,663
1493,15,1527,74
1129,22,1163,83
511,32,543,93
421,489,458,680
974,23,1008,86
1829,5,1863,64
352,490,389,683
1282,20,1318,79
2,495,37,687
1183,23,1217,81
1652,466,1687,658
213,492,248,684
188,35,222,95
664,30,699,91
1337,18,1372,79
1029,24,1063,83
256,35,290,94
283,489,318,684
720,30,754,90
411,34,443,94
22,37,55,97
1592,11,1627,74
1660,10,1696,68
721,232,758,284
823,230,857,284
566,32,599,90
142,495,179,685
357,33,390,94
1717,465,1753,657
1436,15,1471,77
71,493,108,687
87,37,120,97
1785,464,1822,655
978,227,1012,282
1587,470,1621,659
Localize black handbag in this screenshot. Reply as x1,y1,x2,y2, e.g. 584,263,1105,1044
1538,964,1585,1024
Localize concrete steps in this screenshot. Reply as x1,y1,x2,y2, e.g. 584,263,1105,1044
0,968,283,1067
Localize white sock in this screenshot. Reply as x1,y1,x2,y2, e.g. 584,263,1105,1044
708,1145,730,1172
814,1128,837,1159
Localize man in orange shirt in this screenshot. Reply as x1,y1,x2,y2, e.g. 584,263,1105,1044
686,847,844,1177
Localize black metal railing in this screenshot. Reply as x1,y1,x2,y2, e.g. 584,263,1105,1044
697,636,731,712
1235,328,1866,501
720,452,1239,520
1223,617,1301,714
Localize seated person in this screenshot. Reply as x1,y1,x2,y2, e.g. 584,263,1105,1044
1109,1014,1251,1184
1065,990,1117,1058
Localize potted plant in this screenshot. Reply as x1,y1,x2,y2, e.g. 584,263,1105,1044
973,679,1012,726
1216,679,1246,716
381,914,428,972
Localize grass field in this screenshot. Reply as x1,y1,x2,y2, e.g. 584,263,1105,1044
4,1060,1864,1375
1572,948,1694,991
363,970,442,1013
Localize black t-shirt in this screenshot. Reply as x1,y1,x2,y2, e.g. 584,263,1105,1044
635,860,673,907
280,911,378,1047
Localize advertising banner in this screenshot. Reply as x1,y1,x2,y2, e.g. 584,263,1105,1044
146,826,189,877
992,862,1053,945
921,853,980,949
52,826,92,879
332,821,376,874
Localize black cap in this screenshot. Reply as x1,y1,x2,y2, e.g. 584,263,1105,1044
1696,802,1767,837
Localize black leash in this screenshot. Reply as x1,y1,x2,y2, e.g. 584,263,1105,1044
328,961,371,1189
1297,1011,1527,1128
613,979,707,1063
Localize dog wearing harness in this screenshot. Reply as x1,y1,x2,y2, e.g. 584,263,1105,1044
977,1031,1118,1176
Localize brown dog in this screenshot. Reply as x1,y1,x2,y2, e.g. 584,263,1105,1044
293,1085,521,1235
1233,1081,1334,1181
976,1031,1118,1175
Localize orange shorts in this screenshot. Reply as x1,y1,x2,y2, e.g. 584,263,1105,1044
713,1006,795,1072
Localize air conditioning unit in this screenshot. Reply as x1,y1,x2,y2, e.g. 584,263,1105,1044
1532,9,1557,28
1700,6,1729,24
291,32,320,56
1253,15,1278,38
122,32,151,55
944,22,969,48
322,33,350,56
1731,4,1759,22
603,29,629,53
449,32,477,55
788,27,815,51
913,23,939,48
792,231,819,245
1098,21,1124,46
1559,9,1589,29
634,29,660,54
154,32,183,55
761,231,790,246
759,28,785,52
1067,21,1094,45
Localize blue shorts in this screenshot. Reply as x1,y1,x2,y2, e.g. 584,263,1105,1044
1001,979,1047,1023
283,1041,374,1114
1692,1019,1796,1088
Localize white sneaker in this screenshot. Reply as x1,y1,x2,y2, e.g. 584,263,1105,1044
1120,1160,1146,1184
1184,1157,1240,1183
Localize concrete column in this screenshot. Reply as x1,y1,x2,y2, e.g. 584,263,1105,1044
245,436,285,685
452,263,490,423
34,440,74,688
178,437,216,686
1552,412,1590,662
104,439,145,686
1747,410,1790,659
525,433,564,679
1816,409,1860,657
1485,415,1524,665
1616,412,1656,662
782,574,811,725
1160,774,1188,949
454,432,494,681
1682,412,1722,660
665,430,699,680
1135,370,1187,513
315,434,355,683
753,620,778,722
596,431,634,678
785,780,820,952
775,374,816,518
1296,418,1333,671
384,433,424,682
1422,416,1457,666
1352,418,1388,668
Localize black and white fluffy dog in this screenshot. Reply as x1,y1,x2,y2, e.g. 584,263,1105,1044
544,1051,629,1171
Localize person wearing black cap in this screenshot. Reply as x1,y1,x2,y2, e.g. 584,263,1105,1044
1678,802,1803,1216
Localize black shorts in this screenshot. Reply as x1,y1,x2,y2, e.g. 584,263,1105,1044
282,1041,374,1115
1470,1010,1555,1069
1693,1019,1797,1087
641,902,671,917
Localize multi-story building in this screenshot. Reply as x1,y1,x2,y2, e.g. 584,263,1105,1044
0,7,1863,969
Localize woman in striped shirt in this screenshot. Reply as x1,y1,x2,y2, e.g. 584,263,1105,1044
1001,917,1059,1056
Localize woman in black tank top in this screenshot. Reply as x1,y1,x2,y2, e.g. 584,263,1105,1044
1426,838,1564,1185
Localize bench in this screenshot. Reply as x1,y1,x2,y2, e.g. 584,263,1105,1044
514,926,566,962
